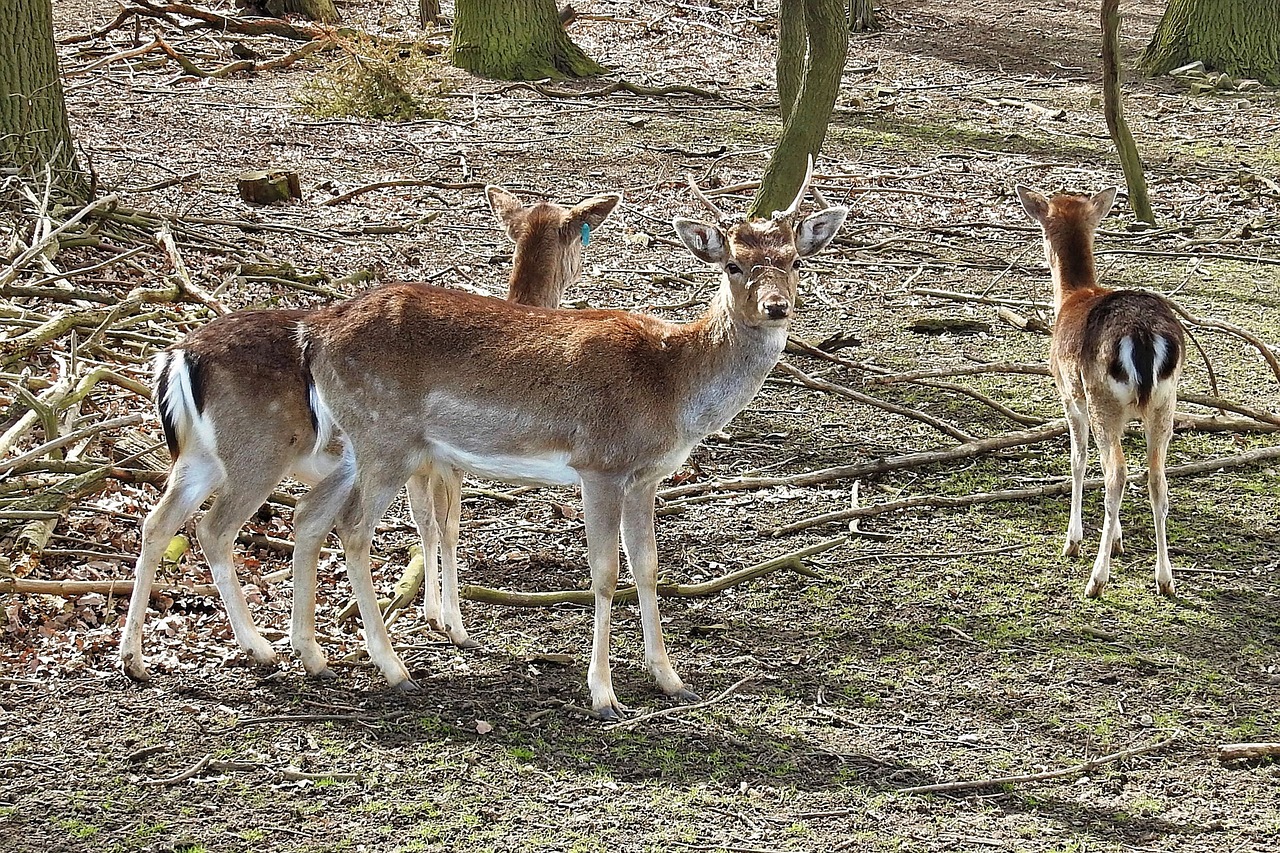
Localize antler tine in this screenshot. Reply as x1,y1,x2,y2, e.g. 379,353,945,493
775,154,816,220
687,173,728,222
809,183,832,210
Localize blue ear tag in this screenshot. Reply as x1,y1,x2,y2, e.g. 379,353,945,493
581,222,591,247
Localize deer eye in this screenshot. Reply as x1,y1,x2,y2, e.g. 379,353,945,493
792,259,802,271
725,262,743,276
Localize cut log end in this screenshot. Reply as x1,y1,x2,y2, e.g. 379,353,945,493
237,170,302,205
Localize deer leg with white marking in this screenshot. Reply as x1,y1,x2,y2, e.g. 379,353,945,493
195,470,286,667
1145,402,1176,597
1062,394,1090,558
1086,410,1128,599
581,475,626,720
404,473,443,633
621,479,697,704
431,465,476,649
120,456,220,680
289,458,357,679
338,457,420,689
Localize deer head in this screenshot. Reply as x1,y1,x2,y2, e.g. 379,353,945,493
673,159,847,328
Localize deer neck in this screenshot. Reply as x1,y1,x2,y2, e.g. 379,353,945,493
507,241,582,309
1045,228,1101,311
670,288,788,439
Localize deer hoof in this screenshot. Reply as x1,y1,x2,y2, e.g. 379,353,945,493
1083,578,1105,599
671,687,701,704
121,655,151,682
1062,539,1081,558
392,678,422,694
308,667,339,682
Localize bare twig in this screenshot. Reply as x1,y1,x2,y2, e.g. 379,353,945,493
894,732,1180,795
140,753,213,787
604,676,755,731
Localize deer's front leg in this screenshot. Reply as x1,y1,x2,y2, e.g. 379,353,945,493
581,475,626,720
621,480,696,704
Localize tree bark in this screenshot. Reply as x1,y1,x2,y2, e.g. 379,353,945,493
750,0,848,217
1138,0,1280,85
0,0,86,197
848,0,879,33
451,0,605,80
1100,0,1153,224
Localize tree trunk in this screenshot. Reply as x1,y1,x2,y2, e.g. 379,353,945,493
451,0,605,80
1138,0,1280,85
419,0,443,27
750,0,848,218
848,0,879,33
0,0,85,198
1101,0,1153,224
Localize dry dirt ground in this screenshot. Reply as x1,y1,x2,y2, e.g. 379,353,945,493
2,1,1279,851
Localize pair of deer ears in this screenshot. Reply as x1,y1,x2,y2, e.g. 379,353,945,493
672,206,849,266
487,185,621,241
1016,185,1118,226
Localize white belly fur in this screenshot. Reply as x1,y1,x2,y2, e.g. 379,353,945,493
433,440,580,487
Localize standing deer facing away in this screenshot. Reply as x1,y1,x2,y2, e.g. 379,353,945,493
118,187,620,681
291,165,847,718
1017,185,1184,598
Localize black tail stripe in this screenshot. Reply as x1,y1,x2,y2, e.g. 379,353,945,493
299,326,319,437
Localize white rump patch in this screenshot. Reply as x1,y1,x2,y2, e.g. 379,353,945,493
1151,334,1171,376
1114,336,1140,386
161,350,217,455
308,382,339,457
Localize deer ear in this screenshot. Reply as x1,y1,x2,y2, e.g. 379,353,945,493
570,193,622,231
1016,185,1049,224
1089,186,1118,224
673,218,728,264
795,206,848,257
487,185,525,236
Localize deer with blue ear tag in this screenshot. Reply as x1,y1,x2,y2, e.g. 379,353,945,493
119,187,619,681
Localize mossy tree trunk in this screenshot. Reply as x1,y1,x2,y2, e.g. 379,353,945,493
0,0,86,198
1101,0,1152,224
750,0,848,218
1138,0,1280,85
451,0,605,80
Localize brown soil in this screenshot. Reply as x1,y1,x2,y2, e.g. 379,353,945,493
2,2,1279,852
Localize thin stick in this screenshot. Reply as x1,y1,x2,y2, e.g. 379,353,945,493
140,752,214,787
1167,298,1280,384
604,676,755,731
2,413,143,470
895,732,1180,795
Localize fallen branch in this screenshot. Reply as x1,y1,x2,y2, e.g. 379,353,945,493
320,178,485,207
774,362,975,442
460,536,845,608
770,441,1280,535
894,732,1181,795
604,675,755,731
658,422,1069,501
1167,298,1280,385
1218,742,1280,762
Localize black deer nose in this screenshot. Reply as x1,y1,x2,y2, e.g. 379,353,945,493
764,301,790,320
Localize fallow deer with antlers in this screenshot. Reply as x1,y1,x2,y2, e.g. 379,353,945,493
1017,185,1184,598
289,163,847,718
119,187,620,680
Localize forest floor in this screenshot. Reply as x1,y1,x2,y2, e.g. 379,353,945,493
2,1,1279,851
